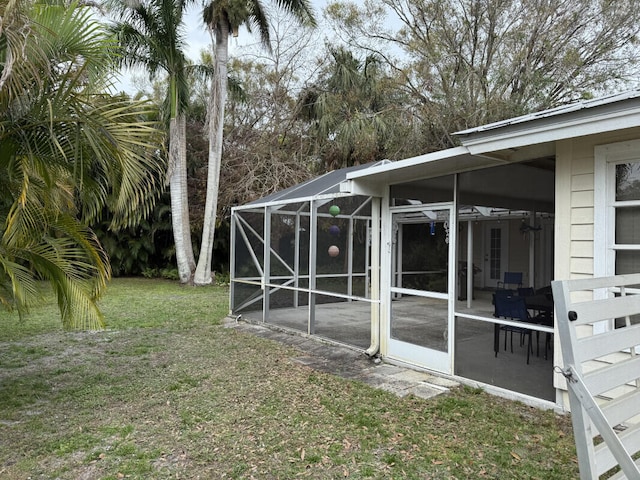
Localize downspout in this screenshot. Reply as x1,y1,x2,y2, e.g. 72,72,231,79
365,196,381,357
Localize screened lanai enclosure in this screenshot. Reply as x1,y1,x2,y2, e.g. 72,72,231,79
231,163,384,349
231,155,557,403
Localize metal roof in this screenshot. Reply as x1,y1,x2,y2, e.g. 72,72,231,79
453,90,640,136
452,89,640,154
242,160,391,207
454,90,640,136
343,147,492,191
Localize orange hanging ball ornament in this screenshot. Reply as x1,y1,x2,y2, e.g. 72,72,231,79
328,245,340,257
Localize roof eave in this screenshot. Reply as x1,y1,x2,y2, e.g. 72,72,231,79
455,96,640,154
341,147,509,192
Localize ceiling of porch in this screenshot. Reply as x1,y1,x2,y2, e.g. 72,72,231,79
390,159,555,213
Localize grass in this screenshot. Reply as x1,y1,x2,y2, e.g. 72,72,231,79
0,278,579,479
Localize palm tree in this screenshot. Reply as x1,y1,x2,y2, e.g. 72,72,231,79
298,47,390,170
107,0,198,284
194,0,316,285
0,0,163,328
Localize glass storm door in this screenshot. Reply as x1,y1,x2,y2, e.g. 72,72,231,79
388,205,454,374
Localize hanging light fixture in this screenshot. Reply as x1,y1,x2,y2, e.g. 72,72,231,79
520,219,542,235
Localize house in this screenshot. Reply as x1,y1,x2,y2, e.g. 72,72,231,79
230,90,640,410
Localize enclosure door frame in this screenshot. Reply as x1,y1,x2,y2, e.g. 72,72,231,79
384,202,457,374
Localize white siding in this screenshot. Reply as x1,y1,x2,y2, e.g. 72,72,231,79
555,127,640,408
571,190,594,207
570,241,593,258
555,127,640,282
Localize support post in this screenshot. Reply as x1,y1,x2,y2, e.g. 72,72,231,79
229,211,237,315
347,216,354,300
467,219,473,309
366,196,381,356
262,206,271,323
294,205,302,308
308,201,317,335
529,210,536,288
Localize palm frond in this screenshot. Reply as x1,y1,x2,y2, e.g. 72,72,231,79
0,250,40,315
1,0,164,328
245,0,271,49
32,0,118,89
273,0,316,27
2,184,110,328
0,0,47,100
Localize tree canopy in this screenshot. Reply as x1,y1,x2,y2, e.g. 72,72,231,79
7,0,639,300
325,0,640,150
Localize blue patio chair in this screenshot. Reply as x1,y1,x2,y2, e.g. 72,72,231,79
497,271,523,290
493,293,533,364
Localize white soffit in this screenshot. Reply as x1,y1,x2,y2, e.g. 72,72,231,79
454,91,640,154
342,147,506,194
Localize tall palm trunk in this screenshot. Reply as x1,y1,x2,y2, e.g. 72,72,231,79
194,21,228,285
170,113,196,283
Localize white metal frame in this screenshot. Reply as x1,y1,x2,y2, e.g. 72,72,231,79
385,201,457,374
230,196,379,339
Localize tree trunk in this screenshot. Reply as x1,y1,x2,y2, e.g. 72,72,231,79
170,113,196,283
194,22,229,285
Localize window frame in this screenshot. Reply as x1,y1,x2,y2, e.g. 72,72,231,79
595,139,640,278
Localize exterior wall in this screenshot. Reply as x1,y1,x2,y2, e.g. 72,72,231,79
555,127,640,282
554,126,640,408
379,124,640,409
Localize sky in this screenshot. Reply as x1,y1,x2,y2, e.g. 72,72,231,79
115,0,332,94
181,0,334,60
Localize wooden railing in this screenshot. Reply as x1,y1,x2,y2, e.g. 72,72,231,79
552,274,640,480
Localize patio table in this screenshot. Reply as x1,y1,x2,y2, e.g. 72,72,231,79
524,294,554,358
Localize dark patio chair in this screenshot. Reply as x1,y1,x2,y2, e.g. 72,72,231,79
520,289,554,358
493,293,533,364
517,287,535,297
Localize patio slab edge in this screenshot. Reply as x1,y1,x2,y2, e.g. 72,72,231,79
223,315,458,400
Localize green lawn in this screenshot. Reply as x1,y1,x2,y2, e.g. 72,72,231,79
0,278,579,479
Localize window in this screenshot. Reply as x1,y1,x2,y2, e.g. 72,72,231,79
595,140,640,277
595,141,640,329
614,163,640,274
489,227,502,280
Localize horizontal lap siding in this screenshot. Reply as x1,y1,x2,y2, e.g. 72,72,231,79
569,153,595,276
571,190,594,207
557,128,640,284
570,241,593,257
555,127,640,409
